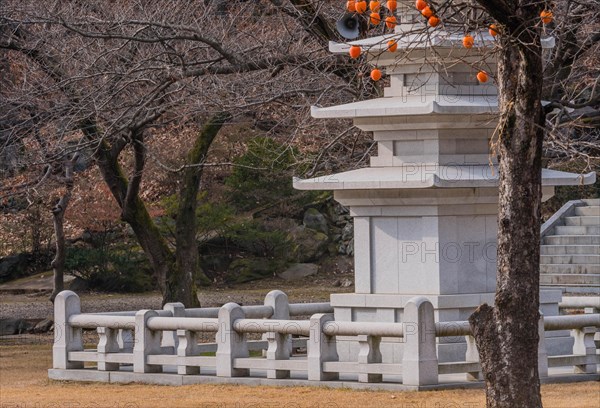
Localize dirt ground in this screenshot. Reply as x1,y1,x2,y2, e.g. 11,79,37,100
0,264,355,320
0,344,598,408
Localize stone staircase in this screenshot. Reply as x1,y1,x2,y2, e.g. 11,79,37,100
540,198,600,294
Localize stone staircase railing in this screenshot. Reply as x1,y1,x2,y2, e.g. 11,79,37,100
50,290,600,388
540,198,600,294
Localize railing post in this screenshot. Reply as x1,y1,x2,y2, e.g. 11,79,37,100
465,335,481,381
133,310,161,373
162,302,185,351
538,313,548,378
264,290,292,357
572,326,597,374
308,313,338,381
97,327,120,371
264,290,292,379
402,297,438,386
357,335,382,383
216,303,249,377
177,329,200,375
53,290,83,369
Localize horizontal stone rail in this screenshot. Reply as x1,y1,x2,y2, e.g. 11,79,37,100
322,321,404,337
289,303,333,316
52,290,599,387
435,321,471,337
233,319,311,336
145,316,219,332
544,314,600,331
69,314,135,329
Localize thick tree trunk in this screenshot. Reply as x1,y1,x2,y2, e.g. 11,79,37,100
469,8,546,408
167,112,231,307
83,122,175,301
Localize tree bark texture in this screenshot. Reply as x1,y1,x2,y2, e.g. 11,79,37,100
167,112,231,307
469,3,546,407
50,156,76,302
83,122,175,302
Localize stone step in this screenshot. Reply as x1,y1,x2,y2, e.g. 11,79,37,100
575,206,600,216
564,216,600,226
543,235,600,245
540,245,600,255
540,285,600,295
540,255,600,265
540,264,600,274
554,225,600,235
540,273,600,286
583,198,600,206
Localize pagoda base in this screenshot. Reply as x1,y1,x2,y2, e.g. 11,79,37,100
331,290,573,363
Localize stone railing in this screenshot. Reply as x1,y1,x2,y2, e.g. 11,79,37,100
51,290,600,388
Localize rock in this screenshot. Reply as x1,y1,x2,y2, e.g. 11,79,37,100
33,318,54,333
68,276,89,292
0,253,31,283
332,279,342,287
278,263,319,281
0,318,32,335
346,238,354,257
227,257,281,284
341,223,354,241
303,208,328,234
337,243,346,255
340,278,353,288
288,226,329,263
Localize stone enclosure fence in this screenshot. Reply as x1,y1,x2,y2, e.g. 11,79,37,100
49,290,599,390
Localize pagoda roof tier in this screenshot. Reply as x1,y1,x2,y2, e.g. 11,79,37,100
293,166,596,190
311,95,497,119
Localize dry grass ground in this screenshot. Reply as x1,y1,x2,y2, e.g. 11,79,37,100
0,344,598,408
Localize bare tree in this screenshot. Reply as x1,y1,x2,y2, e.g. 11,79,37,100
0,0,362,305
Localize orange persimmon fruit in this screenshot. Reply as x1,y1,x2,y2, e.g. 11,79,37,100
428,15,440,27
462,34,474,48
477,71,488,83
421,6,433,18
355,0,367,13
369,0,381,12
387,39,398,52
371,68,382,81
540,10,553,24
415,0,427,11
349,45,362,59
488,24,499,37
346,0,356,12
385,15,397,28
370,12,381,25
387,0,397,11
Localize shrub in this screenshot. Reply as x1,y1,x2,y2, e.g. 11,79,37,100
65,246,154,292
225,136,298,211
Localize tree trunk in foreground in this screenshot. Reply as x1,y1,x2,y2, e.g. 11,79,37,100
469,5,546,407
167,112,231,306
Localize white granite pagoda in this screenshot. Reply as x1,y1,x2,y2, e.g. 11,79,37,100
293,3,596,362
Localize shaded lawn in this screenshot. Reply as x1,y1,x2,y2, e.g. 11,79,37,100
0,344,598,408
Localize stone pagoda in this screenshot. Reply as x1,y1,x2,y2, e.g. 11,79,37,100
293,2,596,362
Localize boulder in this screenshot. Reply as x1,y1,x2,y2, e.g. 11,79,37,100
278,263,319,281
288,226,328,263
227,257,282,284
0,253,31,283
0,318,32,335
303,208,328,234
